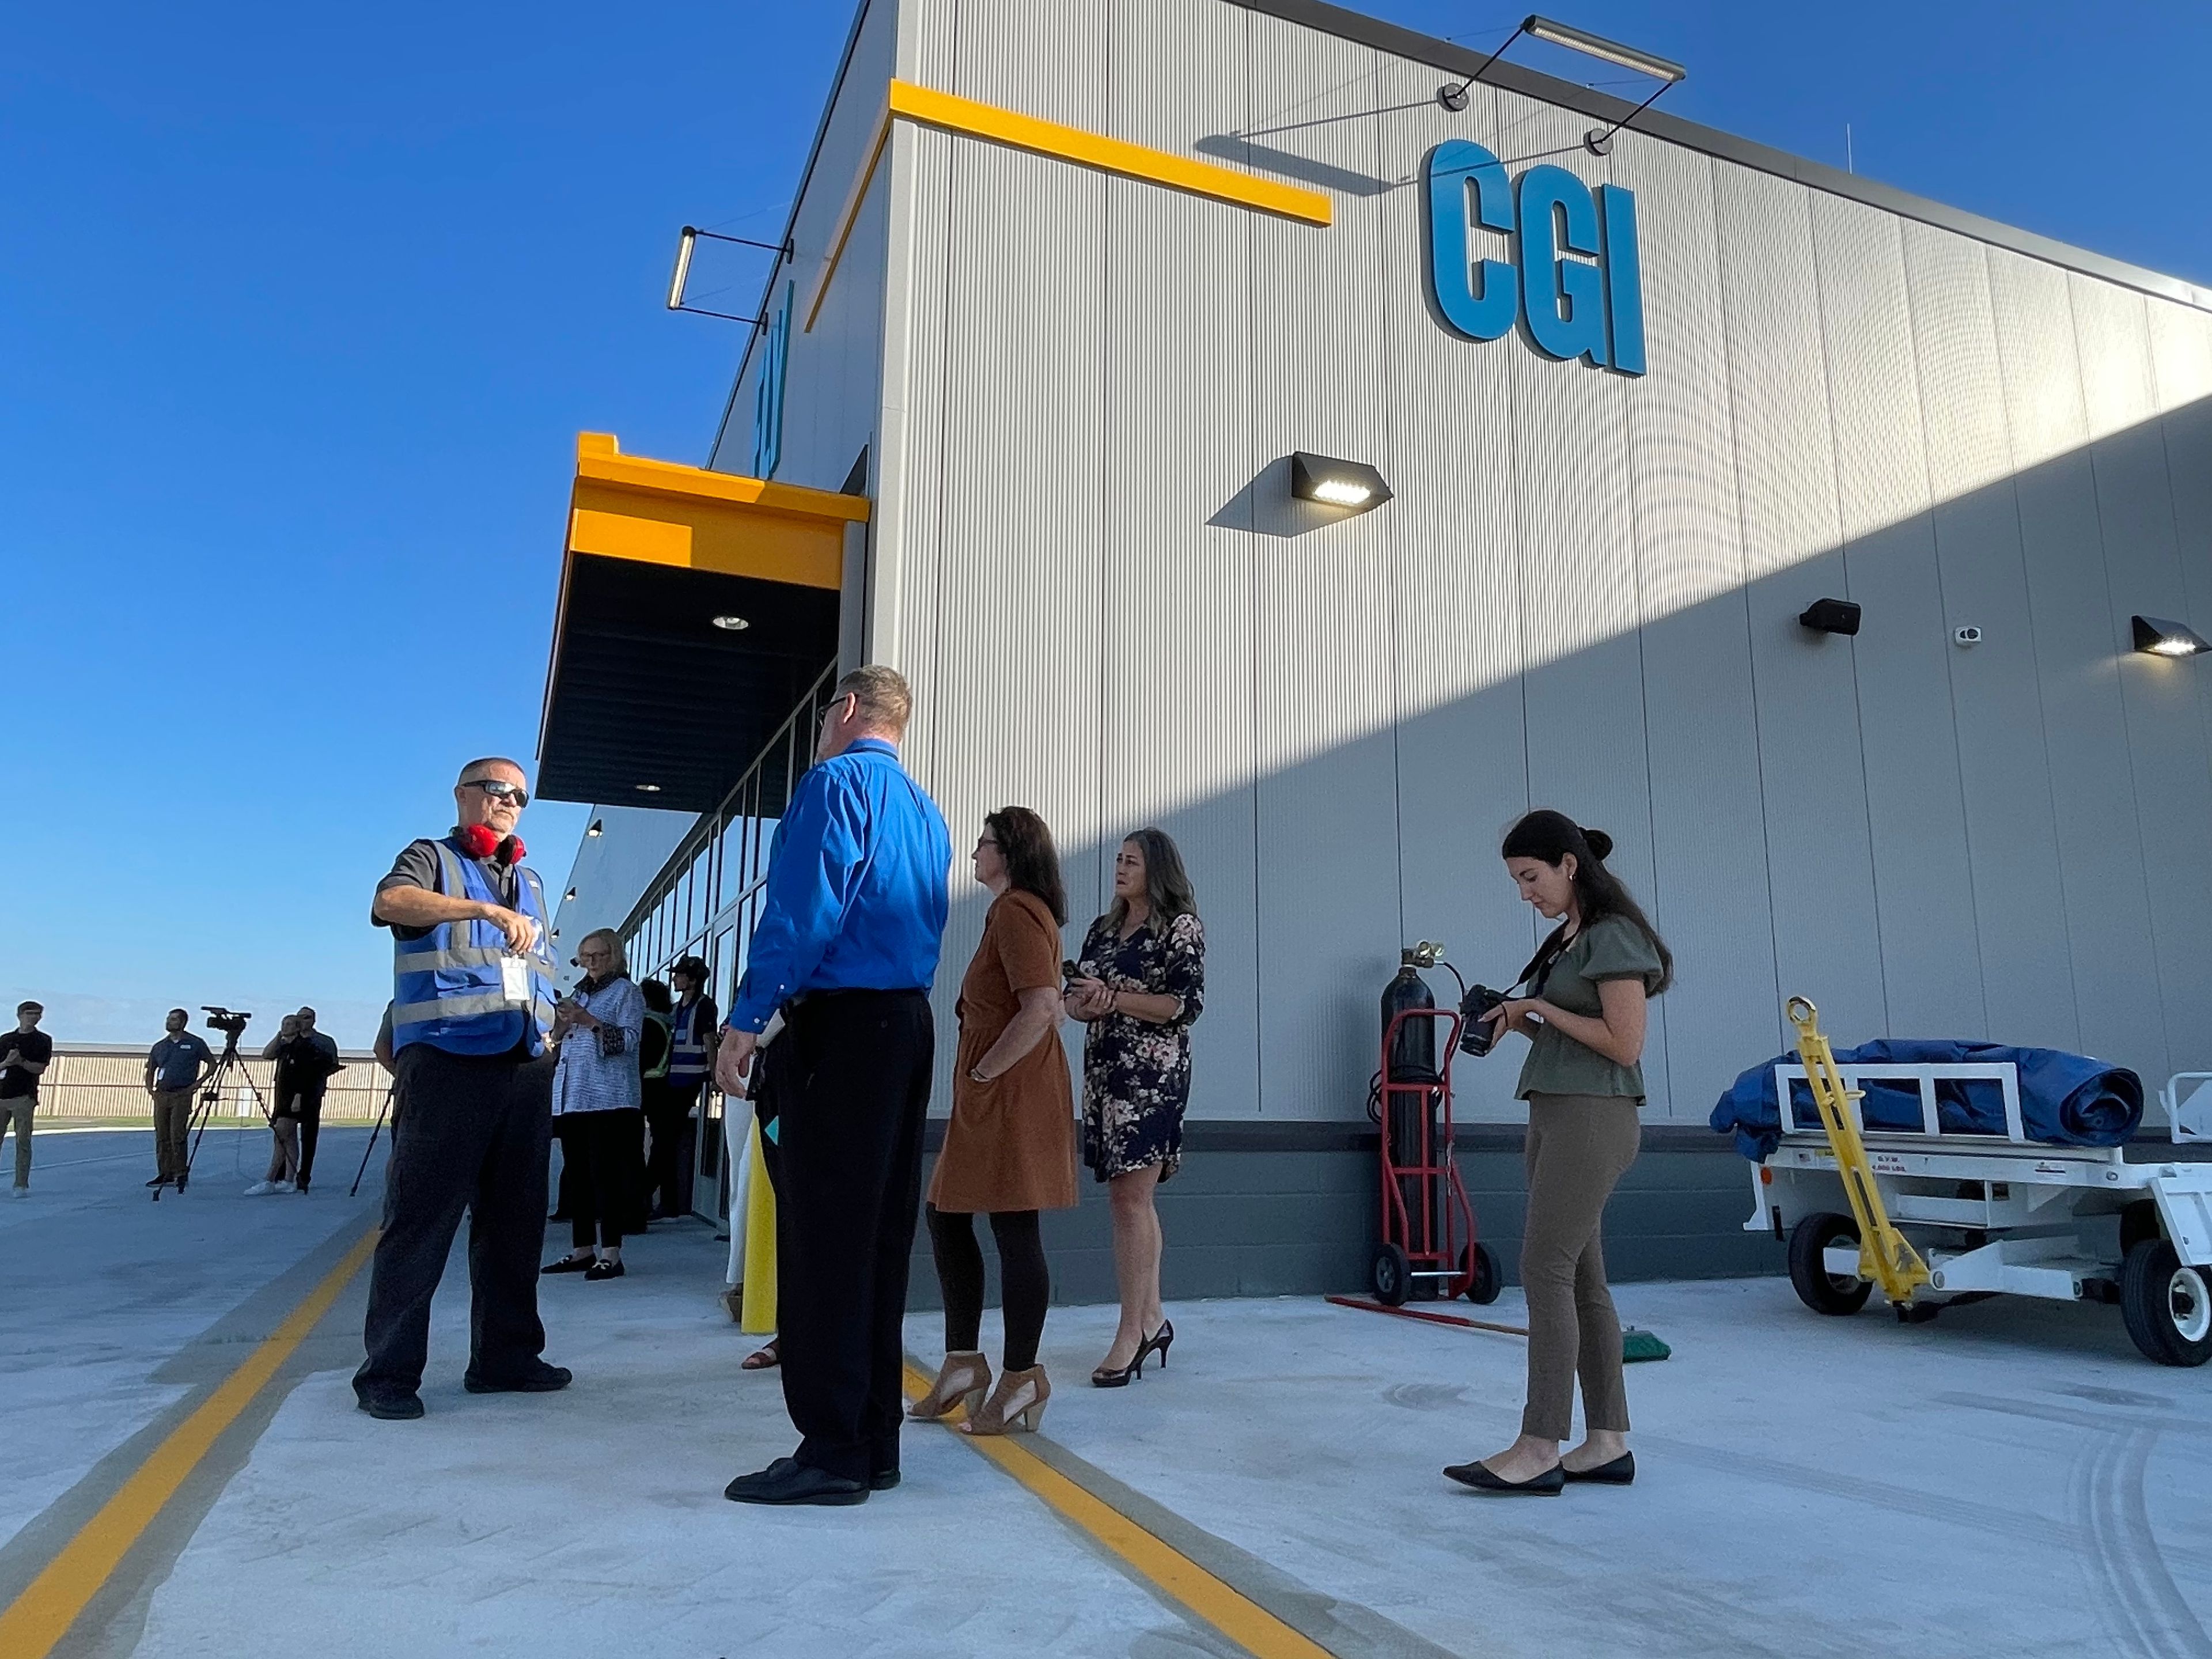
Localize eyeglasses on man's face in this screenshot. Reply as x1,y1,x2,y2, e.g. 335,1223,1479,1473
464,778,529,808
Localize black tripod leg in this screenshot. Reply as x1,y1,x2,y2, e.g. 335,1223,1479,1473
350,1089,393,1198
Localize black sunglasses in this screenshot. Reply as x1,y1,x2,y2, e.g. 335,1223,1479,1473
463,779,529,808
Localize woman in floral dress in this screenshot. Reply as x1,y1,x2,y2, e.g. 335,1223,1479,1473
1065,827,1204,1386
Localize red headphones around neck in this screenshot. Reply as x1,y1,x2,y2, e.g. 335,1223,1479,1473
456,824,527,865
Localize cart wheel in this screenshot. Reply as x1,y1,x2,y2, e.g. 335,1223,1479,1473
1461,1241,1502,1305
1371,1243,1413,1307
2120,1237,2212,1367
1787,1213,1872,1316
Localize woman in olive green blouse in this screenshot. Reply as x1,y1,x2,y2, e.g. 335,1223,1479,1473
1445,810,1672,1498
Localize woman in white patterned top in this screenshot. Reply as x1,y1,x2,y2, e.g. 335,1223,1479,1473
543,930,646,1281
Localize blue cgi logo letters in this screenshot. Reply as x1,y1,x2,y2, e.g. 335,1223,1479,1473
1425,141,1645,376
751,281,793,479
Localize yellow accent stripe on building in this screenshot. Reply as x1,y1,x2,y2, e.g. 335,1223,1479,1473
900,1365,1338,1659
0,1229,381,1659
806,79,1332,332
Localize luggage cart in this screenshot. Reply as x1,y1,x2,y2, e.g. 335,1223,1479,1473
1748,998,2212,1365
1371,999,1502,1308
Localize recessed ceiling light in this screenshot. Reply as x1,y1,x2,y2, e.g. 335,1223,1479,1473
711,615,751,631
636,783,662,793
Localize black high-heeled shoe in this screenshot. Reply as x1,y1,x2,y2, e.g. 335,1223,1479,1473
1137,1319,1175,1372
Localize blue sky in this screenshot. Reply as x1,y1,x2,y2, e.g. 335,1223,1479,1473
7,1,2208,1048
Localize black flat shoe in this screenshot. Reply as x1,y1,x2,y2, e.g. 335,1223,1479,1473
1443,1459,1563,1495
356,1391,425,1421
870,1469,900,1491
724,1458,868,1506
464,1362,573,1395
541,1256,593,1274
583,1259,626,1281
1562,1452,1635,1486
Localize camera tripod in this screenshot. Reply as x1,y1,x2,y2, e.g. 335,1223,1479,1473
349,1081,397,1198
163,1029,272,1200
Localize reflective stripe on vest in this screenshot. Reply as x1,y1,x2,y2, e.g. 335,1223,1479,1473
641,1010,672,1082
391,840,559,1056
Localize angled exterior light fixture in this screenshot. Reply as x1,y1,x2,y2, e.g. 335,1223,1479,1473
1438,14,1685,154
2133,615,2211,657
1291,451,1393,514
1798,598,1861,637
586,819,604,838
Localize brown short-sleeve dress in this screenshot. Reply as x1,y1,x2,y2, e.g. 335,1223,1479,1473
927,889,1079,1215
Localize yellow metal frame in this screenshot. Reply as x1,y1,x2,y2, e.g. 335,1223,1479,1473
805,78,1334,331
1786,997,1931,1305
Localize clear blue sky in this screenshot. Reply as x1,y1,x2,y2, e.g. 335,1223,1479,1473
7,2,2207,1048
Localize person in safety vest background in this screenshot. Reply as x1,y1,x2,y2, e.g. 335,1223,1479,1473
647,953,715,1219
353,756,569,1421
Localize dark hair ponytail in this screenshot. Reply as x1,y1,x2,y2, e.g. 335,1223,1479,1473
1500,809,1673,994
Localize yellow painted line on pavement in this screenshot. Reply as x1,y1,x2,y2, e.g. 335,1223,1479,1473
901,1365,1337,1659
0,1227,380,1658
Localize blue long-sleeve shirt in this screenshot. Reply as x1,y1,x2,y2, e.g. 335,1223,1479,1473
726,737,952,1033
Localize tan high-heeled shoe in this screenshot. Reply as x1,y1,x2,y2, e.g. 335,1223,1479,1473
909,1350,991,1421
958,1366,1050,1435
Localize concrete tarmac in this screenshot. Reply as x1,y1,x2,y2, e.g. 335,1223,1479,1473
9,1127,2212,1656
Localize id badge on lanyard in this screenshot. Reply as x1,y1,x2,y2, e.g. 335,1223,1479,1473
500,953,532,1006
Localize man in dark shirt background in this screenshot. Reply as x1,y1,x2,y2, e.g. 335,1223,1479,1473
264,1006,343,1192
2,1001,54,1197
145,1009,215,1191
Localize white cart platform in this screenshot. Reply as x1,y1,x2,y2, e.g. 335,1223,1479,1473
1747,1063,2212,1363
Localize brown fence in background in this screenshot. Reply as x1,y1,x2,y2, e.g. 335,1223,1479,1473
36,1046,390,1124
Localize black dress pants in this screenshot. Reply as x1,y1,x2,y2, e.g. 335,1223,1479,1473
565,1107,645,1250
355,1044,554,1399
777,989,933,1483
643,1081,700,1217
297,1090,325,1185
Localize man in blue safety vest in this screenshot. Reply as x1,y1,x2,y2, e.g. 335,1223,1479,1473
646,953,716,1218
353,756,569,1421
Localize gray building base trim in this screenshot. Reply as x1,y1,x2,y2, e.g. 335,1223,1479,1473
903,1128,1781,1312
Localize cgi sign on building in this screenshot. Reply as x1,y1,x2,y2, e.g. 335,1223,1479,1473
1425,141,1645,376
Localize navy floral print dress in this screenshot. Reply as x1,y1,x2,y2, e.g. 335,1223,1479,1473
1075,911,1206,1182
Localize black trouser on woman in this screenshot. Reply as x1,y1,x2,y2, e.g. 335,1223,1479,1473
926,1206,1049,1371
777,988,933,1484
642,1080,699,1217
355,1045,553,1401
565,1106,646,1250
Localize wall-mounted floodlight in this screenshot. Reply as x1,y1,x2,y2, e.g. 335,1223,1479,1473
1798,598,1861,637
1291,451,1393,513
1438,13,1685,156
586,819,604,838
665,225,794,325
2133,615,2211,657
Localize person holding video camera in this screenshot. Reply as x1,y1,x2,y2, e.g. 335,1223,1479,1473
245,1013,308,1195
263,1007,342,1192
354,756,568,1421
1444,810,1671,1498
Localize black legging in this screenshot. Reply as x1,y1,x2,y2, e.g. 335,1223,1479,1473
926,1205,1048,1372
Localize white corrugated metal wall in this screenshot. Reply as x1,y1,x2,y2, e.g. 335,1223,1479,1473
753,0,2212,1126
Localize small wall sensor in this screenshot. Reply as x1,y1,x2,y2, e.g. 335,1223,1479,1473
1953,626,1983,647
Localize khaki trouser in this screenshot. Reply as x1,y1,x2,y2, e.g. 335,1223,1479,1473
2,1098,31,1190
153,1088,196,1179
1519,1093,1642,1442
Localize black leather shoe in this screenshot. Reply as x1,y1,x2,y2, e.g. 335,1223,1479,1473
724,1458,869,1506
145,1175,169,1188
356,1391,425,1421
463,1362,573,1395
174,1172,189,1193
870,1469,900,1492
583,1258,626,1281
1562,1452,1635,1486
542,1255,593,1275
1443,1459,1563,1495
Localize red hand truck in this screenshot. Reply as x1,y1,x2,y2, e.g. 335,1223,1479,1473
1372,1000,1502,1306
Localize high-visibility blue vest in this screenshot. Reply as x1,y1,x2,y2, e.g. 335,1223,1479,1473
391,839,558,1057
667,997,713,1085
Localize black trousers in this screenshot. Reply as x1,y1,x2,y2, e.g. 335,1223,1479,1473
355,1044,554,1398
565,1107,645,1250
642,1081,700,1217
777,989,933,1482
272,1087,325,1183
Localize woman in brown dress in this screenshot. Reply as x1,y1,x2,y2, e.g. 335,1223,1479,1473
910,807,1078,1435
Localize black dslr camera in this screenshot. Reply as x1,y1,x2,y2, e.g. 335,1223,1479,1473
1457,984,1510,1057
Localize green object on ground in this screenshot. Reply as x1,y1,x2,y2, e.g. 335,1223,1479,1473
1622,1325,1671,1362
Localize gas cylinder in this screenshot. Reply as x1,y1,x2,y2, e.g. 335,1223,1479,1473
1382,952,1438,1085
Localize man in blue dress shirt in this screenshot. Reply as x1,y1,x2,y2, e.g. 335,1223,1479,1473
717,664,952,1506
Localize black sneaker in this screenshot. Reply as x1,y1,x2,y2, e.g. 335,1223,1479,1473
463,1361,574,1395
356,1391,425,1421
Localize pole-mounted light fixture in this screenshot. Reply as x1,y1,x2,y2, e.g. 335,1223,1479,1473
665,226,795,324
1291,451,1393,514
2133,615,2211,658
1438,13,1685,156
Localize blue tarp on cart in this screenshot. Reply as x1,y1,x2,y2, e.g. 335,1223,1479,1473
1710,1039,2142,1162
